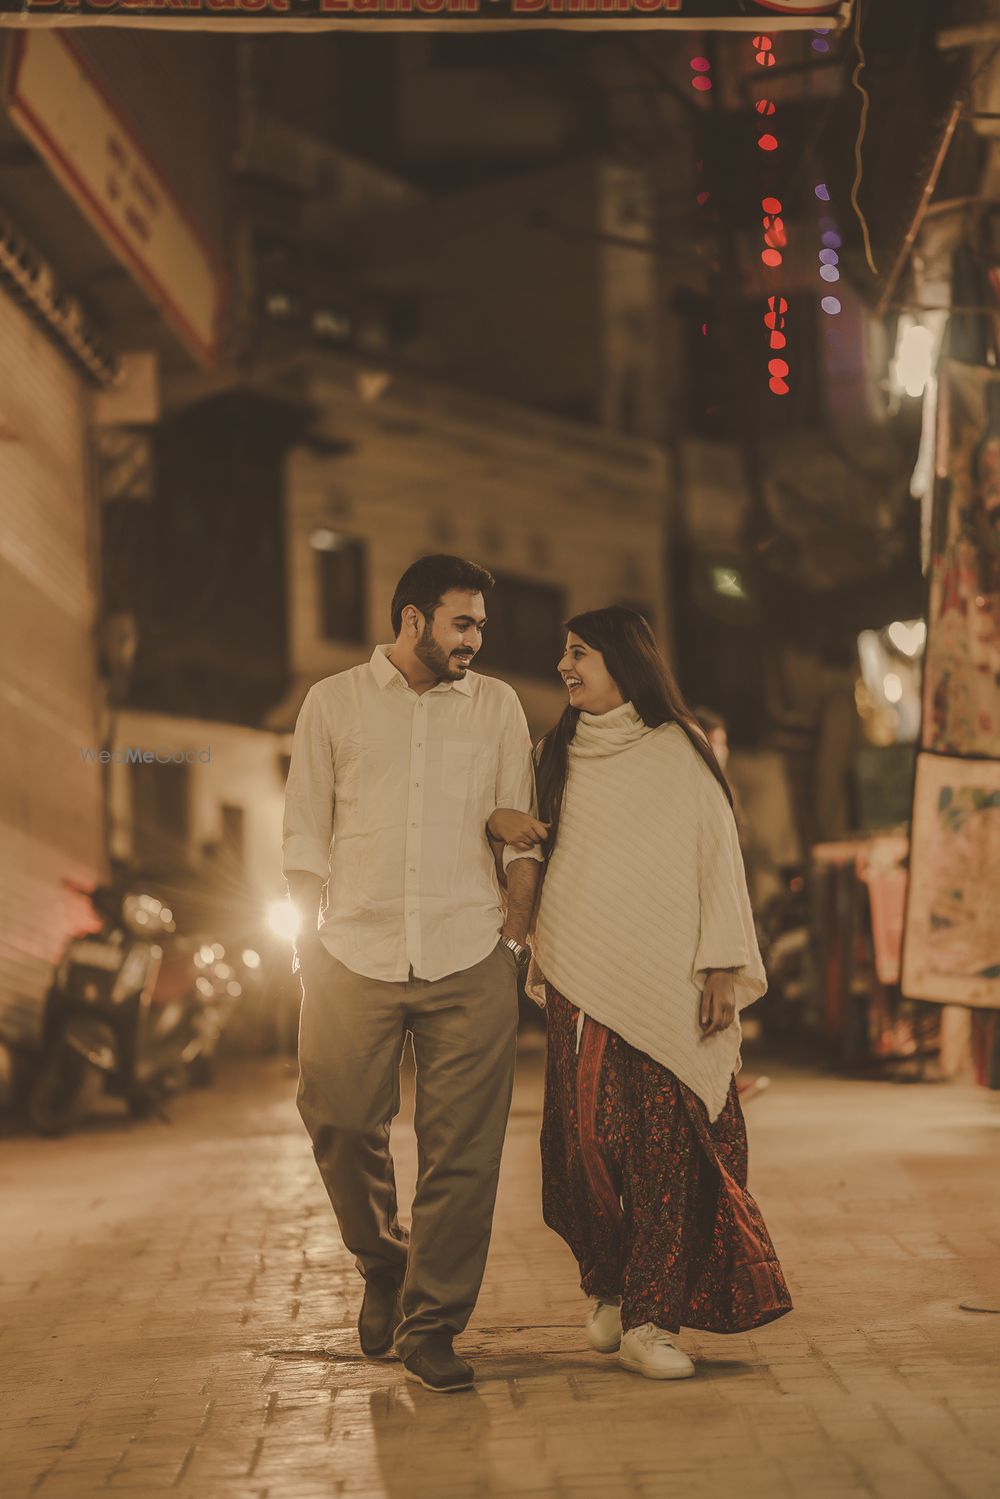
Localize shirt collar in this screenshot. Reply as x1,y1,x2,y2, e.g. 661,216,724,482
369,644,473,696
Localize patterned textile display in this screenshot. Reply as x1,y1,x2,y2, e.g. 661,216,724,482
922,361,1000,756
901,754,1000,1009
541,987,792,1336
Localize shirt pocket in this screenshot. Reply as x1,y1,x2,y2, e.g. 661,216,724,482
440,737,495,802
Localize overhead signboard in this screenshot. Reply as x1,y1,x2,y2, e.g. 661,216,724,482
0,0,849,32
5,33,226,365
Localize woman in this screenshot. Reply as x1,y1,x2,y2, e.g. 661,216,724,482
488,608,792,1381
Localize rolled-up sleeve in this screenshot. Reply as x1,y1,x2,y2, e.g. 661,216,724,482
692,760,767,1008
282,685,335,882
495,691,545,871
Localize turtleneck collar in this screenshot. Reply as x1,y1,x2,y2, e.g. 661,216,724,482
571,701,654,758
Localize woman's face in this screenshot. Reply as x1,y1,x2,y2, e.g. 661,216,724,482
558,632,625,715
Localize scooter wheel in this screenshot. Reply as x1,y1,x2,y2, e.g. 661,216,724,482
27,1043,89,1137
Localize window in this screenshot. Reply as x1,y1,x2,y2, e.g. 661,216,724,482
475,573,566,682
131,761,191,877
315,533,367,644
219,804,245,874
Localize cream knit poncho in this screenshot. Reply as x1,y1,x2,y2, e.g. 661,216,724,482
530,702,766,1122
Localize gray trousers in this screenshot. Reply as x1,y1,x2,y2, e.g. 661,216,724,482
296,940,519,1358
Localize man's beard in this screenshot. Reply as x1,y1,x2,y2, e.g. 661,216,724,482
415,623,474,681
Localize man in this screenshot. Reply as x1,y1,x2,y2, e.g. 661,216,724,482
283,555,543,1394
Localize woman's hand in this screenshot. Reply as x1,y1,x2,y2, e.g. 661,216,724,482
487,808,550,851
699,970,737,1039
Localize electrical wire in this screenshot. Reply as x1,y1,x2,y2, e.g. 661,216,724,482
850,0,879,277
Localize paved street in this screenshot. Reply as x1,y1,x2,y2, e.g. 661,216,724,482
2,1042,999,1499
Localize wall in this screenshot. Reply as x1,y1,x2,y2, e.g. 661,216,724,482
0,288,104,1047
109,709,288,914
274,354,670,740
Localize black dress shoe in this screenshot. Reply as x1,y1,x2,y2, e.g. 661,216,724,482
358,1275,403,1358
401,1333,474,1393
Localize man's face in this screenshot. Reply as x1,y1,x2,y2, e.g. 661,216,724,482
414,589,487,681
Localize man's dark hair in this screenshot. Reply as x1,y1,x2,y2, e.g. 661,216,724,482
390,555,495,636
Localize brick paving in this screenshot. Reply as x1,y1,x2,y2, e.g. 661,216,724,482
2,1042,999,1499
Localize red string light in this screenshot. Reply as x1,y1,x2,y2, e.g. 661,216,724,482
753,34,776,68
754,31,788,398
690,54,713,92
761,195,786,269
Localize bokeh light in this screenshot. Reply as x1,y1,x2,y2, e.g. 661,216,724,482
757,134,778,152
691,56,712,91
815,183,831,202
821,296,842,315
753,35,776,68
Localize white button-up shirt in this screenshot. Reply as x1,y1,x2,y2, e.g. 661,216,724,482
282,645,543,982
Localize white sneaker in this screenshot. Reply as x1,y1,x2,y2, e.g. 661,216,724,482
585,1298,623,1354
619,1323,695,1380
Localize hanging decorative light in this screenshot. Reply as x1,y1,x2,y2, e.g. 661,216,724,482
690,54,712,93
754,35,788,396
761,195,786,269
815,183,843,316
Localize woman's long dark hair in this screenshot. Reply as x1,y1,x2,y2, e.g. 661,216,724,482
535,606,733,853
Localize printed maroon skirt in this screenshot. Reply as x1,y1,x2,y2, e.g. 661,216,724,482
541,986,793,1335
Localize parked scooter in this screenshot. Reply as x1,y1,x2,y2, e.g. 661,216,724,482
24,881,247,1136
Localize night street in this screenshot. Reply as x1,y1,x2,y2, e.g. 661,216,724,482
3,1046,998,1499
3,7,1000,1499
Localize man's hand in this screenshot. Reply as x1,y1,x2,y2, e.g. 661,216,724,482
699,970,737,1039
488,808,550,850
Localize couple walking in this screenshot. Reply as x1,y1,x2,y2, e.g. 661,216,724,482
282,555,791,1394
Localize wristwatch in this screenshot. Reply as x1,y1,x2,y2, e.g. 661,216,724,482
502,936,531,969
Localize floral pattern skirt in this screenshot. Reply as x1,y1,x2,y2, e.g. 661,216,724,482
541,986,793,1335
